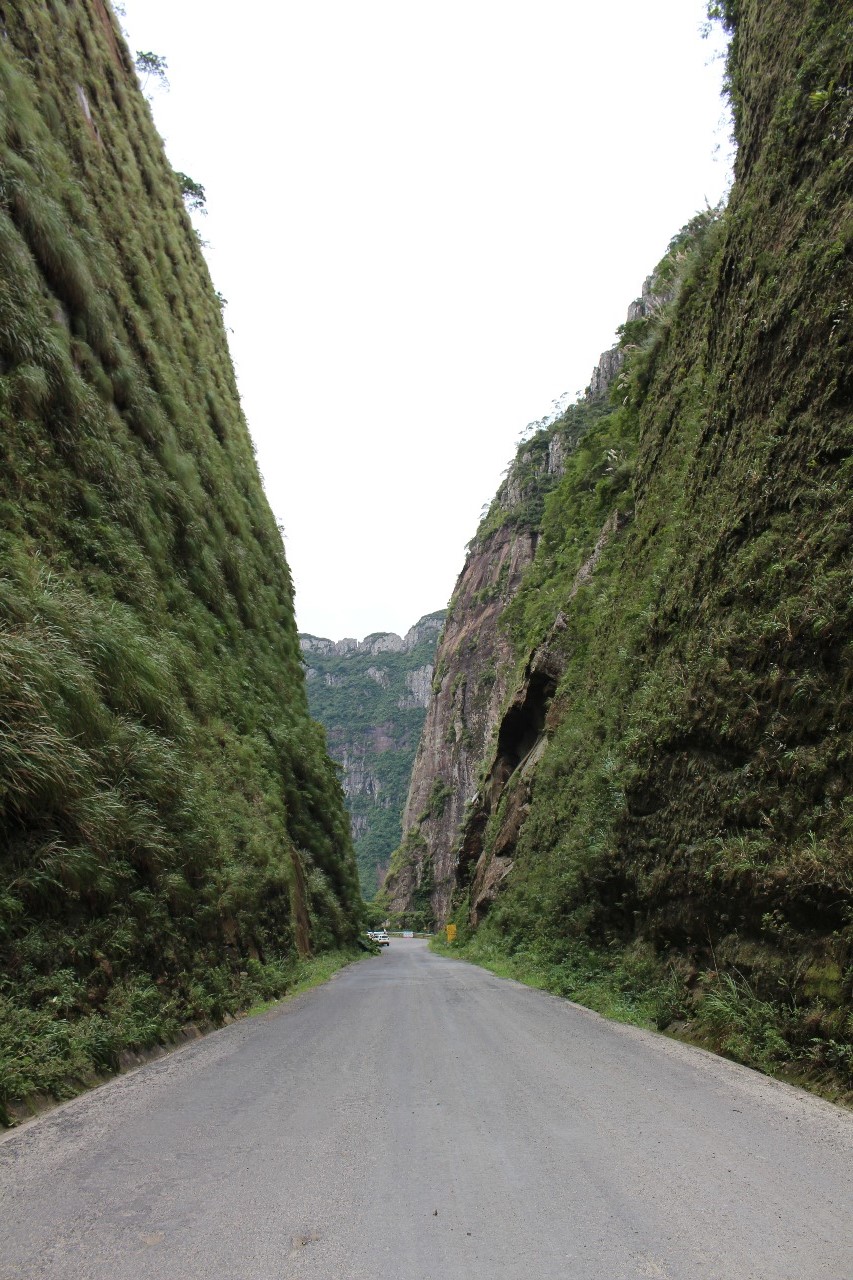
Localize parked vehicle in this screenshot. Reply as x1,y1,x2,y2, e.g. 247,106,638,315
367,930,390,947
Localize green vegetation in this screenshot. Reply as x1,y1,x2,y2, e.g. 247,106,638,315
434,932,851,1103
2,948,361,1122
244,949,359,1016
476,399,612,544
0,1,360,1123
423,779,453,821
300,615,444,895
377,824,435,931
438,0,853,1099
175,171,206,214
133,51,169,93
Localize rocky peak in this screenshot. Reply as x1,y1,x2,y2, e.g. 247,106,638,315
585,345,624,402
403,612,446,650
360,633,405,656
586,273,675,402
300,612,446,661
299,634,336,657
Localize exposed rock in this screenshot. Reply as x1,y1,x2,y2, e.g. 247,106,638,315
384,523,538,922
404,615,445,650
383,378,634,924
463,519,626,925
299,635,336,656
626,274,668,322
336,743,383,799
366,666,390,688
586,345,624,401
399,665,433,710
361,633,406,656
586,275,673,401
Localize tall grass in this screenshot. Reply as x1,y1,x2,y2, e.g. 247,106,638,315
0,2,361,1120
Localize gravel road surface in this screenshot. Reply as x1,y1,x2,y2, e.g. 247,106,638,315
2,938,852,1279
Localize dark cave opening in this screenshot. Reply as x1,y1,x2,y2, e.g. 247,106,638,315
495,669,557,774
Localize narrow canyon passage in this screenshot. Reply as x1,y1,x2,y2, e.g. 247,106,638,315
2,940,851,1280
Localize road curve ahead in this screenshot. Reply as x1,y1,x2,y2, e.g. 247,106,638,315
2,939,852,1280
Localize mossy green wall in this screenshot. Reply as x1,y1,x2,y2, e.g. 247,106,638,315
452,0,852,1086
0,0,360,1116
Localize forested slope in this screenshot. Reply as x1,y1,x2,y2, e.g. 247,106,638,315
0,0,360,1120
392,0,853,1094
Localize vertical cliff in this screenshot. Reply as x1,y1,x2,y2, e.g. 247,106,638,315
300,613,444,895
387,0,853,1086
384,386,617,921
383,521,538,925
382,317,638,925
384,270,671,926
0,0,361,1117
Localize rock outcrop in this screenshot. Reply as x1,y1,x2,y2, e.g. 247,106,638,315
384,524,537,922
463,509,628,924
383,286,657,926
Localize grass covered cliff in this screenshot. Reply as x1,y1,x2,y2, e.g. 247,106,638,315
0,0,361,1120
400,0,853,1095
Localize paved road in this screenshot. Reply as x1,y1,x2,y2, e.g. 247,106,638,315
2,940,852,1279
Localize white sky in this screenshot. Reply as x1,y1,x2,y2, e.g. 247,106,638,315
121,0,730,642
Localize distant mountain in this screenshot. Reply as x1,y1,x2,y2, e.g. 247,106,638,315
300,614,446,895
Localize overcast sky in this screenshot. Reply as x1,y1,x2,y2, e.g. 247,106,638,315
121,0,730,642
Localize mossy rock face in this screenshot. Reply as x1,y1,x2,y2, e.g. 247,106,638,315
440,0,853,1087
0,2,360,1116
